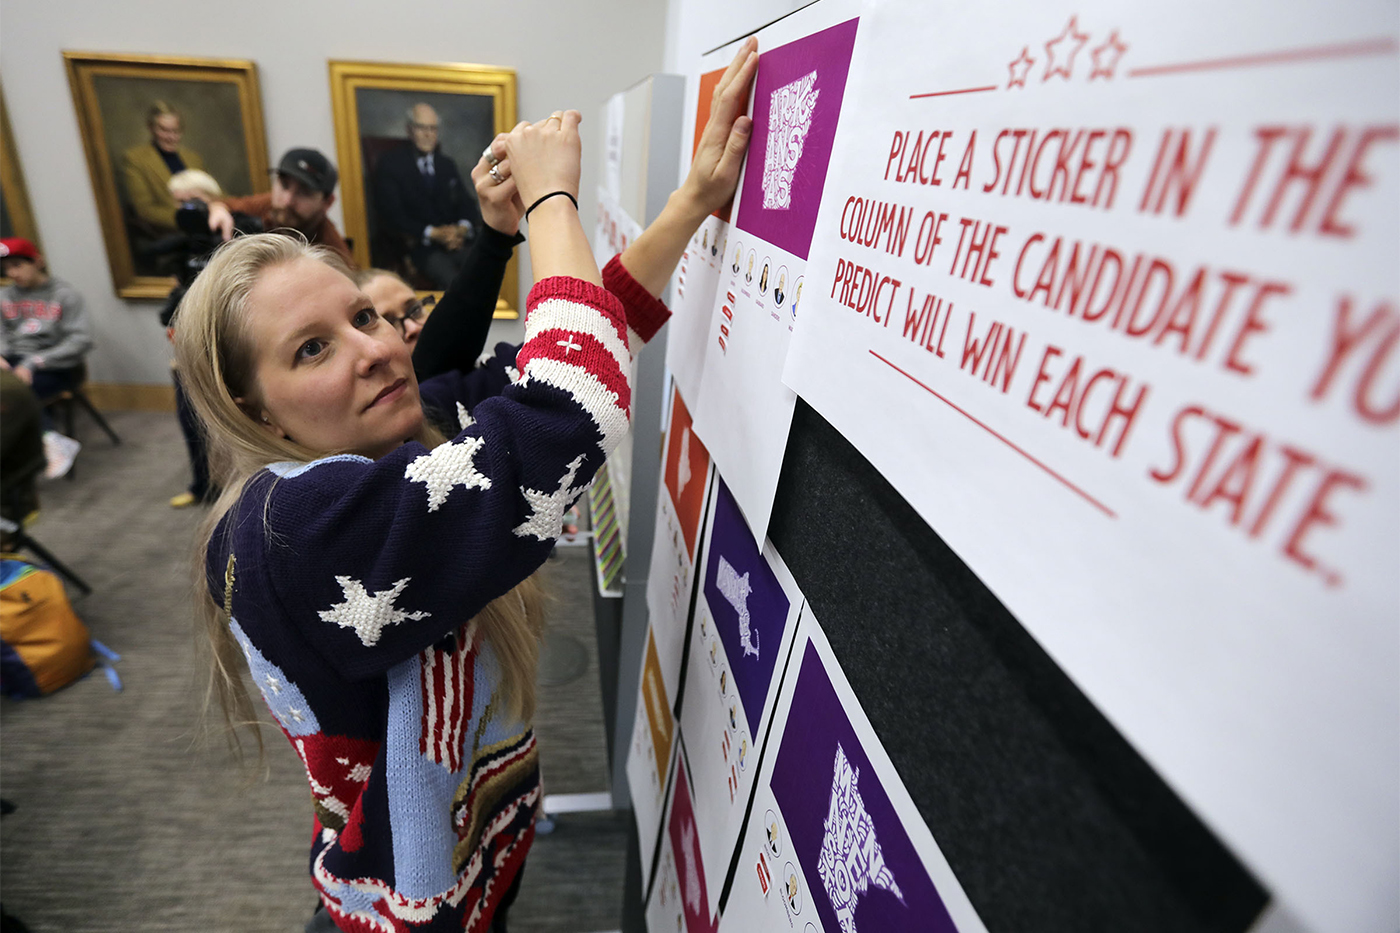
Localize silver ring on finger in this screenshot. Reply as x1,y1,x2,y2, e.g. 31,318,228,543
482,145,499,167
489,165,505,185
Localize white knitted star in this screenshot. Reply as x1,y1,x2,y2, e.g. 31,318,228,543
455,402,475,431
513,455,590,541
318,576,429,646
404,435,493,512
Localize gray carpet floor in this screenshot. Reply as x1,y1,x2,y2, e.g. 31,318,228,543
0,410,624,932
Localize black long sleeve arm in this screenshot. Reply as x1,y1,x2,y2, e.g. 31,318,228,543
411,224,524,380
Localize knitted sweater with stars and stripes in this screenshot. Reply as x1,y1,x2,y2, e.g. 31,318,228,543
209,257,669,933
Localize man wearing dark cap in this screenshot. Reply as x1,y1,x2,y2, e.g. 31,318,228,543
206,148,354,267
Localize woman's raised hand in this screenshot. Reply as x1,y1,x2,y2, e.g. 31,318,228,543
473,133,525,236
502,111,583,210
610,38,759,297
681,37,758,216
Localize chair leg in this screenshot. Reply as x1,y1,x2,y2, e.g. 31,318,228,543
12,530,92,596
74,392,122,445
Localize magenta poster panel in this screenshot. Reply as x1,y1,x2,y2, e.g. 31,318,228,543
735,18,860,260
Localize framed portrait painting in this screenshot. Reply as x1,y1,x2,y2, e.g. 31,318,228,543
64,52,269,299
1,84,43,285
329,59,519,318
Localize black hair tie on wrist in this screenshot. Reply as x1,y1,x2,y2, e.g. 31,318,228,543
525,190,579,221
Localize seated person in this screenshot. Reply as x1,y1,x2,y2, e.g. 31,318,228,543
372,103,482,289
1,368,46,519
206,148,354,268
0,238,91,478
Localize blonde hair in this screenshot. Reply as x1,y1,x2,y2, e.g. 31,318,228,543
174,233,544,759
353,266,410,290
147,100,182,129
167,168,223,200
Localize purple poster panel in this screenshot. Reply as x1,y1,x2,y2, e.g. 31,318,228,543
702,478,791,733
771,642,959,933
734,18,860,261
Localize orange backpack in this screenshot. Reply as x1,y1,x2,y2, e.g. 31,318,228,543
0,555,97,697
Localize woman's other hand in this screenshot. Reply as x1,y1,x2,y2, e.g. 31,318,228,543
473,133,525,236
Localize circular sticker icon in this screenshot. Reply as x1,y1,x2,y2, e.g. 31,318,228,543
732,242,743,274
745,249,756,284
728,701,738,730
758,259,771,295
764,809,782,857
738,735,749,772
773,265,789,307
791,275,805,321
719,668,728,696
784,862,802,915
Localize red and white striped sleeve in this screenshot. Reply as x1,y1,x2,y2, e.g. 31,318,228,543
515,275,634,452
602,255,672,358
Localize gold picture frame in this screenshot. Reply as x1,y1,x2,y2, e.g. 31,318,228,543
328,59,519,319
1,84,42,286
64,51,269,299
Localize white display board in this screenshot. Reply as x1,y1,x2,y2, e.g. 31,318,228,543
646,739,720,933
669,213,728,406
779,2,1399,930
676,473,804,918
689,0,864,543
630,383,717,880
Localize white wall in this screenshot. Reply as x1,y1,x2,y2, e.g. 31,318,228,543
663,0,810,74
2,0,666,384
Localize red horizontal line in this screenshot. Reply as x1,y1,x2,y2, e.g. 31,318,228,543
909,85,998,99
1129,37,1398,77
869,350,1117,519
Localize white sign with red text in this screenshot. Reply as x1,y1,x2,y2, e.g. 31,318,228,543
781,2,1398,931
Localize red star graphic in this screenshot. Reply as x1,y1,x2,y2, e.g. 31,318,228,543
1007,46,1036,88
1089,29,1129,79
1043,16,1091,81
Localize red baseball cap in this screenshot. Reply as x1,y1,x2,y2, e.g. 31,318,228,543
0,238,39,261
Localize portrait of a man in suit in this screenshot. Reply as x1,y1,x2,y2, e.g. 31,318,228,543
371,102,482,289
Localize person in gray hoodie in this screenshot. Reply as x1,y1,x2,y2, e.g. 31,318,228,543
1,238,93,401
1,238,92,476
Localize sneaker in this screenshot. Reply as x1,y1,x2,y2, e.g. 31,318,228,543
41,431,81,479
169,491,197,508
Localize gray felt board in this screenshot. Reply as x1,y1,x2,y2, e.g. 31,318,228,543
757,398,1269,933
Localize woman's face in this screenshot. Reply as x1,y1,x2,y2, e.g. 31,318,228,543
361,273,424,348
245,257,423,460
